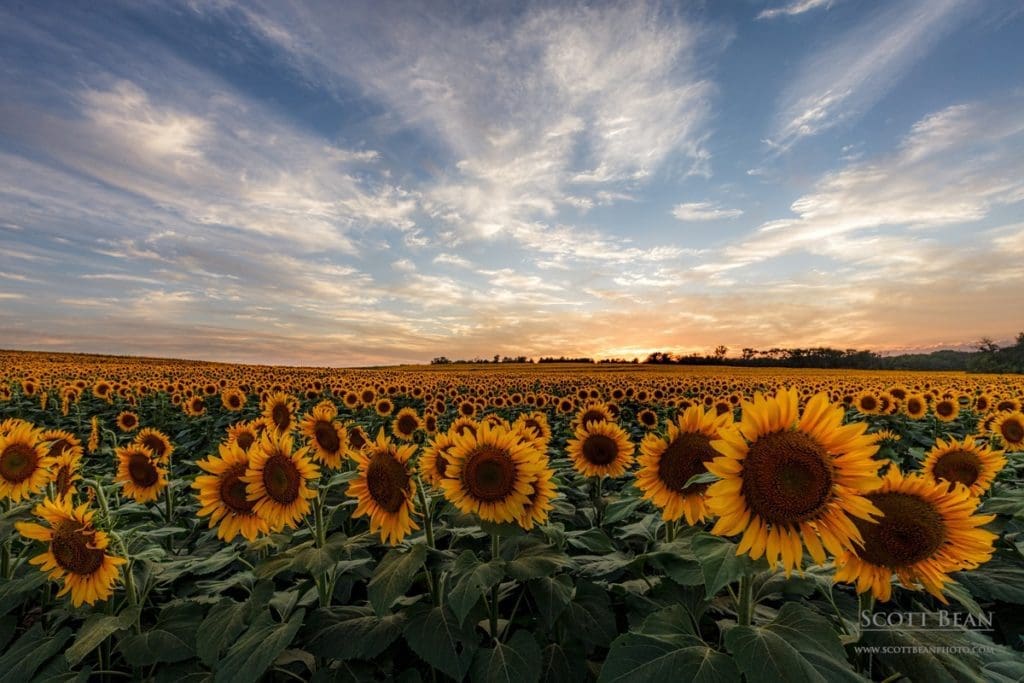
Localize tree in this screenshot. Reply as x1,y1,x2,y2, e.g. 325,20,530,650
714,345,728,360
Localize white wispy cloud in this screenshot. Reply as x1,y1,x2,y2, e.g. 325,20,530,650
757,0,834,21
672,202,743,221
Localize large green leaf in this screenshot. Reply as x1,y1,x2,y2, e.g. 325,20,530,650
0,571,47,617
0,624,73,683
448,551,506,626
691,532,764,599
404,604,479,681
196,598,252,667
528,575,575,629
214,608,305,683
368,543,427,616
305,606,406,661
504,539,572,581
724,602,860,683
471,630,542,683
118,602,204,666
559,582,617,648
954,550,1024,604
65,607,140,667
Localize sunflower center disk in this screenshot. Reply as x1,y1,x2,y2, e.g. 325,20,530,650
47,439,70,458
127,453,160,487
349,431,367,450
659,433,718,494
855,492,946,568
236,432,255,452
0,443,38,482
741,430,834,525
464,447,516,501
271,404,291,430
51,521,105,575
1003,420,1024,443
366,452,410,513
582,434,619,466
580,410,606,427
313,421,341,452
262,454,301,504
397,415,418,435
221,465,255,514
142,435,167,458
932,449,981,488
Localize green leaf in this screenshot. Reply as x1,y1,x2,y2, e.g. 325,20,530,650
403,605,479,681
682,472,719,490
599,633,736,683
691,533,763,599
565,528,615,554
559,582,617,648
305,606,406,661
196,600,250,667
724,602,860,683
471,630,542,683
0,624,72,683
539,643,583,683
857,624,1010,683
0,571,47,617
368,543,427,616
954,550,1024,604
528,575,575,629
603,497,644,524
65,607,140,667
156,545,241,583
119,602,204,666
575,553,636,578
505,540,572,581
214,608,305,683
448,551,506,626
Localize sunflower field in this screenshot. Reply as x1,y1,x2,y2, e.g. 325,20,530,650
2,350,1024,682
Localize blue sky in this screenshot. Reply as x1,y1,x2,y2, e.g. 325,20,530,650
1,0,1022,365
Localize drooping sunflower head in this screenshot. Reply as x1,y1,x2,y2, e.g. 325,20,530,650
834,466,997,603
420,432,456,487
636,405,732,525
566,419,635,479
346,430,419,545
133,427,174,464
261,392,299,435
225,421,260,453
115,411,139,433
992,411,1024,450
441,421,545,524
0,421,53,503
706,389,884,575
391,407,421,442
922,436,1006,496
42,430,84,499
345,423,369,456
16,497,126,607
299,403,347,469
512,411,552,449
242,430,319,531
517,463,556,531
448,416,478,440
115,444,167,503
192,442,269,542
933,398,959,423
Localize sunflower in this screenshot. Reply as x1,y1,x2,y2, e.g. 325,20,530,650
517,463,556,531
346,430,419,545
193,443,269,542
933,398,959,423
705,389,883,575
391,407,421,442
449,416,478,439
992,411,1024,450
636,406,732,525
225,421,260,453
422,412,438,435
375,398,394,417
133,428,174,464
115,411,139,433
184,395,207,417
566,420,635,479
512,411,552,449
834,466,997,602
637,409,659,430
0,421,53,502
345,423,369,455
298,402,347,468
922,436,1005,496
854,392,881,415
903,394,928,420
242,430,319,531
115,444,167,503
420,432,455,487
16,497,126,607
441,422,545,523
88,416,100,454
573,402,615,430
42,430,84,499
221,388,247,412
262,392,298,434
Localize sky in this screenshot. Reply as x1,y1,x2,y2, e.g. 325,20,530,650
1,0,1023,366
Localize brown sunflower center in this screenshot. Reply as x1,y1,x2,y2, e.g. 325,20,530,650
741,430,834,525
932,449,981,489
349,429,367,450
463,446,516,501
524,419,542,436
127,453,159,488
51,521,105,575
579,410,607,427
860,396,877,411
366,451,410,513
262,454,301,504
0,443,39,483
228,395,242,408
47,438,71,458
1001,419,1024,444
855,492,945,568
907,399,924,414
659,432,718,494
56,466,74,497
220,464,255,514
271,404,291,430
396,414,418,435
640,411,657,426
236,431,256,452
142,434,168,458
582,434,620,466
936,401,955,417
313,421,341,453
121,414,137,428
434,447,451,478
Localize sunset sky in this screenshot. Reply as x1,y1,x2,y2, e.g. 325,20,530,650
1,0,1023,366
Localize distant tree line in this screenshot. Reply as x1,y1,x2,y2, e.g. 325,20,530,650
968,333,1024,373
430,355,532,364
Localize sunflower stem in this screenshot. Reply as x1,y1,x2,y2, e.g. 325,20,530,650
593,476,604,526
858,591,875,620
737,572,754,627
415,476,439,606
1,499,10,580
664,519,677,543
489,534,501,640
